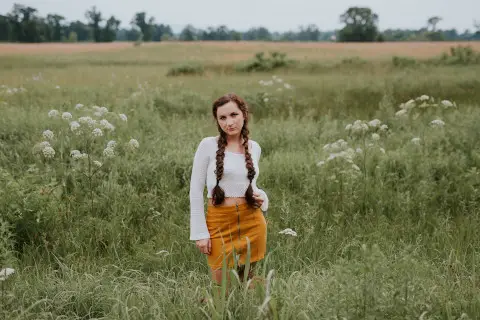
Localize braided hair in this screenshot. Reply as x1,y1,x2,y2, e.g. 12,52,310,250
211,93,256,207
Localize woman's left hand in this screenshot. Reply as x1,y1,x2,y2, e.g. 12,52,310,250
253,192,264,209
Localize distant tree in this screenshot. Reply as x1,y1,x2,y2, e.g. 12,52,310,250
180,24,196,41
46,14,65,41
85,6,102,42
152,23,173,41
102,16,120,42
68,31,77,42
131,12,154,41
67,20,90,41
338,7,379,42
243,27,271,41
427,16,442,32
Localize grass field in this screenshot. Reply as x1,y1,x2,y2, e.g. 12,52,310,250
1,41,480,319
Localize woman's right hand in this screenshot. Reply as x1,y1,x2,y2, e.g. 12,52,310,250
195,238,211,255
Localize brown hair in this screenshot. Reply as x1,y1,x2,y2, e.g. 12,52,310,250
211,93,256,206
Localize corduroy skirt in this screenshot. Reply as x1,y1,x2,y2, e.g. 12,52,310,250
206,202,267,270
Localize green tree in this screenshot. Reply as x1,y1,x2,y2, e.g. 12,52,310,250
427,16,442,32
103,16,120,42
46,14,65,41
180,24,196,41
131,12,154,41
85,6,102,42
338,7,379,42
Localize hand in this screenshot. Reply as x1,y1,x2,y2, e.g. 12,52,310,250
253,192,264,209
195,238,211,255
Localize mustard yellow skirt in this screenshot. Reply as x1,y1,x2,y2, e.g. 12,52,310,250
206,203,267,270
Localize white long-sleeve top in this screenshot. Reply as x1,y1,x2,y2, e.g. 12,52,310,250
189,136,269,240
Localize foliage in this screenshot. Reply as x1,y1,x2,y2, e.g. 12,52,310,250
338,6,379,42
166,63,205,76
236,51,296,72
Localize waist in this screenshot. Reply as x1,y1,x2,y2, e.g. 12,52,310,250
208,197,247,207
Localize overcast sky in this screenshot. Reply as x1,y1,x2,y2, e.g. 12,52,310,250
1,0,478,33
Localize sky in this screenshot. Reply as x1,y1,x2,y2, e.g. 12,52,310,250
1,0,479,33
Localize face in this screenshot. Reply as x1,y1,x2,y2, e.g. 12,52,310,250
216,101,245,136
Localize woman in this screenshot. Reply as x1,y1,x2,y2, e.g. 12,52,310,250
189,93,269,286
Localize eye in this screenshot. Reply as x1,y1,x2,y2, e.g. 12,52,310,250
219,116,226,120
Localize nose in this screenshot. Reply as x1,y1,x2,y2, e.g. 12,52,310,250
226,118,234,126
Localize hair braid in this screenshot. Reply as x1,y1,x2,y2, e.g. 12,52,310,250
241,126,256,206
212,131,227,205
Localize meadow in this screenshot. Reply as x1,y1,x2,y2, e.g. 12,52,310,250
1,41,480,319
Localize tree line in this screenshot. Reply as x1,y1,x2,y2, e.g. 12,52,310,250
1,4,479,43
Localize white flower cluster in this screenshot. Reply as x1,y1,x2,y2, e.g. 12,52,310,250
318,139,358,171
259,75,293,91
345,119,388,137
0,267,15,281
99,119,115,131
92,106,109,117
395,95,456,118
1,85,27,95
42,130,54,140
430,119,445,128
278,228,297,237
70,150,88,160
128,138,140,150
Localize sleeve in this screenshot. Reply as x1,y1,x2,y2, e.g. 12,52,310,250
254,142,269,212
189,138,211,240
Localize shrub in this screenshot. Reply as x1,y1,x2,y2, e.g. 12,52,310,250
166,63,204,76
236,51,296,72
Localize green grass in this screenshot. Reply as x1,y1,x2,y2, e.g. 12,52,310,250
1,43,480,319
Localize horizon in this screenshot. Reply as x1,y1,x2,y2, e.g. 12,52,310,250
1,0,479,33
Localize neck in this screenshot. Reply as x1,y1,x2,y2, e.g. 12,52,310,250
225,133,243,145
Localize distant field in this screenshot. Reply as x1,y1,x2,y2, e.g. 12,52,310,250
1,41,479,62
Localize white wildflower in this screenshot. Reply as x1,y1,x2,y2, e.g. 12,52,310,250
70,121,81,134
368,119,381,128
78,116,93,124
379,147,386,154
94,112,103,118
119,113,128,122
372,133,380,141
317,160,325,167
418,95,429,101
107,140,116,149
441,100,454,108
345,124,352,131
42,146,55,158
351,120,369,135
100,119,115,131
128,139,140,149
99,106,108,114
430,119,445,128
380,124,388,131
92,128,103,137
70,150,82,159
284,83,292,89
42,130,54,140
75,103,84,110
263,98,269,103
395,109,407,117
279,228,297,237
62,112,72,120
55,85,60,89
0,268,15,281
39,141,51,149
352,164,360,171
356,148,363,154
411,137,421,145
103,147,115,158
93,160,102,168
404,99,416,109
48,109,59,118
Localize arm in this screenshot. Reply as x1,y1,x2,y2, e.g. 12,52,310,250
189,138,211,240
254,142,269,212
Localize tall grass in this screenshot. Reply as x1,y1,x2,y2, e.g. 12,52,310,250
0,44,480,319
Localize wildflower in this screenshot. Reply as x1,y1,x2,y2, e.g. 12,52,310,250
128,139,139,149
107,140,116,149
103,147,115,158
279,228,297,237
39,141,51,149
94,112,103,118
345,124,352,131
75,103,84,110
99,106,108,114
48,109,59,118
404,99,416,109
352,164,360,171
78,116,93,124
42,130,54,140
92,128,103,137
395,109,407,117
372,133,380,141
430,119,445,128
351,120,369,135
316,160,325,167
441,100,454,108
264,98,269,103
62,112,72,120
356,148,363,154
119,113,128,122
100,119,115,131
368,119,381,128
380,124,388,131
418,95,429,101
70,150,82,159
93,160,102,168
411,137,421,145
284,83,292,89
70,121,81,134
42,146,55,158
55,85,60,89
0,268,15,281
379,147,386,154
